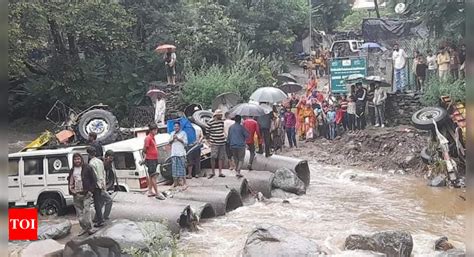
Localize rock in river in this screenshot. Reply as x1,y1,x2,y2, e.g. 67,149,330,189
429,175,447,187
272,168,306,195
242,224,325,257
345,230,413,257
63,219,174,257
38,219,72,240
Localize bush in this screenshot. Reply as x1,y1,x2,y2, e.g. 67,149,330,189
181,41,284,108
421,77,465,106
181,64,258,109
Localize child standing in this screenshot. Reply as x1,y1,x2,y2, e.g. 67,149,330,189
326,105,337,140
347,96,356,132
415,54,428,92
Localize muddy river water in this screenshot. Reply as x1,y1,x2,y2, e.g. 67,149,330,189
178,162,466,256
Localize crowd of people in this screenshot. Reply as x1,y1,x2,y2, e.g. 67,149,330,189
302,48,331,78
393,42,466,93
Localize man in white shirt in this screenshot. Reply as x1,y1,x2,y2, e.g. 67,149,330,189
392,43,408,92
169,122,188,187
426,49,437,80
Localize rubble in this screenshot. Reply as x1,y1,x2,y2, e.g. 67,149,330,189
287,126,429,173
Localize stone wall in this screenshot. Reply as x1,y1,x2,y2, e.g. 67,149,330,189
385,92,424,126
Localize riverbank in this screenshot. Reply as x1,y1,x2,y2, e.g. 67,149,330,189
284,125,429,176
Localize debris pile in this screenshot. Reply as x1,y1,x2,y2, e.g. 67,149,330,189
289,125,429,173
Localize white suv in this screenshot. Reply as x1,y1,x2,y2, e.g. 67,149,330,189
8,133,172,216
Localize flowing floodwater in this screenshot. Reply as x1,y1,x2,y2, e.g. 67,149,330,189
178,162,466,256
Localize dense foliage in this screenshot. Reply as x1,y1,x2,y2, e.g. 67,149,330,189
421,78,466,106
8,0,308,121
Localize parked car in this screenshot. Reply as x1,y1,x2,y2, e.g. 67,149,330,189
330,40,364,58
8,133,172,216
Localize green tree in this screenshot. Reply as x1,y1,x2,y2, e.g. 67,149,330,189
311,0,351,33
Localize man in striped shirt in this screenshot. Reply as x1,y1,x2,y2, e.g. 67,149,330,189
206,109,227,178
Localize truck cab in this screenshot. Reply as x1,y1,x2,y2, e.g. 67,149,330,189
330,40,364,58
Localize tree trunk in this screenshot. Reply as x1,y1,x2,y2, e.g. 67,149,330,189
47,17,67,55
374,0,381,18
67,33,79,60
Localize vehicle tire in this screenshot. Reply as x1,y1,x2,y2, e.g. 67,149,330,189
38,198,63,217
77,109,119,144
160,157,173,181
411,107,447,131
184,104,203,118
192,110,213,130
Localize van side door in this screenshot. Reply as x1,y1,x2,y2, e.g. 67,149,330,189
21,157,46,203
8,158,22,203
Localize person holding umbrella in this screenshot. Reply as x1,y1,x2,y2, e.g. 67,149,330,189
164,48,176,85
156,44,177,86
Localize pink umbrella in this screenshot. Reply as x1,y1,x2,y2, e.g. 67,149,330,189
146,89,166,101
155,44,176,53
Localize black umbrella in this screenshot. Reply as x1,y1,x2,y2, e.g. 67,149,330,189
229,103,268,117
277,73,297,83
212,92,241,111
279,82,303,94
363,76,391,87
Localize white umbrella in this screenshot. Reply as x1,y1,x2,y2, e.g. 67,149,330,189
249,87,287,104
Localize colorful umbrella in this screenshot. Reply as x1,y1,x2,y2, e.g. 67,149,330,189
155,44,176,53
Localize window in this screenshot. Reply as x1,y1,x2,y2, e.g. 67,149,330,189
48,156,70,174
23,158,44,176
157,144,171,163
113,152,136,170
8,159,19,176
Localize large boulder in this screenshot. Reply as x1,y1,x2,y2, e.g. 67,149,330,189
242,224,325,257
435,236,454,251
272,168,306,195
38,220,72,240
20,239,64,257
345,231,413,257
63,219,174,257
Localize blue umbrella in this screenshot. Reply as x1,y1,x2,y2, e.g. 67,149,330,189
359,42,382,49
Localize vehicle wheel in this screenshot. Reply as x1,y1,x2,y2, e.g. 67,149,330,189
184,104,203,118
77,109,119,144
411,107,447,131
38,198,63,217
160,157,173,181
192,110,213,130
